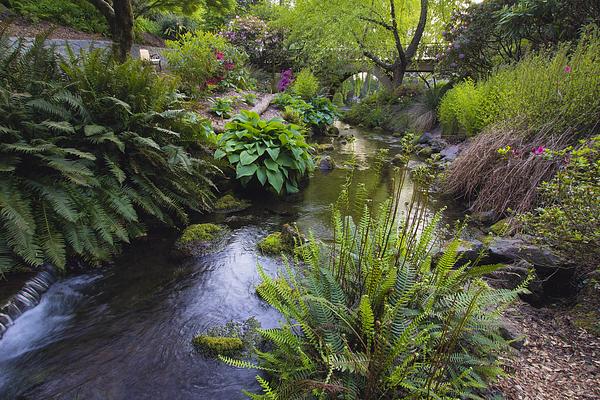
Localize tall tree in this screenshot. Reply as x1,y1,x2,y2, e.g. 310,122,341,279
278,0,461,91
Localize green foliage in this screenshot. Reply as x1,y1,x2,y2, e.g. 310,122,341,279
0,37,214,274
178,223,224,244
134,16,162,41
345,90,415,131
210,97,235,119
242,92,258,106
521,136,600,274
165,31,250,95
223,170,525,399
214,111,314,195
290,68,320,100
273,94,339,131
332,92,344,107
439,28,600,137
155,12,200,40
7,0,108,34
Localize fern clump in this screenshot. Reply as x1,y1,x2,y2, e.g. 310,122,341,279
0,34,215,274
223,168,528,399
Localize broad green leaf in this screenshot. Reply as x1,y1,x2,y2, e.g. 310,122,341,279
240,150,259,166
236,163,258,178
266,169,284,193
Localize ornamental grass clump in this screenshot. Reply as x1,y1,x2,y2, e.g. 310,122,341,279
222,168,527,399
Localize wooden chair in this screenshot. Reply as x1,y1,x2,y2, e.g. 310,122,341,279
139,48,162,71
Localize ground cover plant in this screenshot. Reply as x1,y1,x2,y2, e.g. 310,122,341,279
214,110,314,195
273,93,338,133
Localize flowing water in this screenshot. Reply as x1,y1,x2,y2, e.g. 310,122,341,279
0,125,462,400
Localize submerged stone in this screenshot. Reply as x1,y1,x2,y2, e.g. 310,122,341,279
192,335,244,356
318,155,335,170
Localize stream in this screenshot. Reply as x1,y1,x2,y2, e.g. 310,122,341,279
0,125,462,400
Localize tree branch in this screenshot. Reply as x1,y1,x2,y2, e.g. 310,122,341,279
389,0,406,67
358,16,394,31
405,0,428,60
88,0,115,21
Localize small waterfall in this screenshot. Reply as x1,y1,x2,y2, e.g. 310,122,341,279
0,265,57,340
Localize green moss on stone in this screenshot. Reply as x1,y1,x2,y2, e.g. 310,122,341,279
258,232,290,255
490,218,511,236
192,335,244,355
214,194,250,212
179,223,224,244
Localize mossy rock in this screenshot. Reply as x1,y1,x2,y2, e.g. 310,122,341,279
172,223,227,258
316,143,334,153
214,194,251,213
258,232,291,255
490,218,512,236
192,335,244,356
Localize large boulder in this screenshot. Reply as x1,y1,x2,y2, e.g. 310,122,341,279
439,145,461,162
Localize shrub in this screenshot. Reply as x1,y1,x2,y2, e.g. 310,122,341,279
155,12,199,40
165,31,250,94
290,68,320,100
0,38,214,274
521,136,600,274
222,15,288,70
222,171,525,399
7,0,107,33
242,92,257,106
439,28,600,137
273,93,338,131
214,111,314,194
133,16,161,42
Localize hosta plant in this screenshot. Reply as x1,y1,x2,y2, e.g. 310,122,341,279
222,170,528,399
214,111,314,194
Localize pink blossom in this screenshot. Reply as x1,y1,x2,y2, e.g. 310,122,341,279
224,62,235,71
564,65,572,73
215,51,224,61
532,146,545,155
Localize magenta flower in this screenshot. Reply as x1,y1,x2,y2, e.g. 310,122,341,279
532,146,545,155
215,51,224,61
224,62,235,71
564,65,572,73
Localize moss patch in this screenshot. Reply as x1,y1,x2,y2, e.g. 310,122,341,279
490,218,512,236
178,223,224,244
192,335,244,355
258,232,290,255
214,194,251,213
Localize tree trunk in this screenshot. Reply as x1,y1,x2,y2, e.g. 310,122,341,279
88,0,133,62
111,0,134,62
